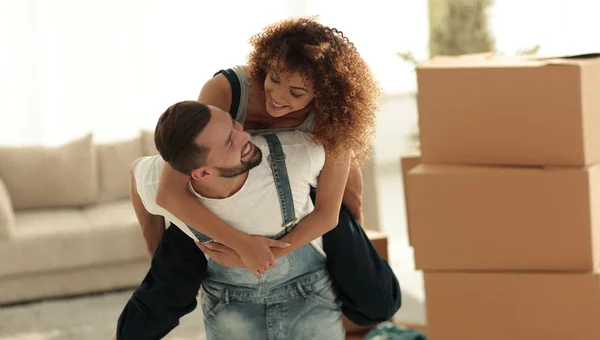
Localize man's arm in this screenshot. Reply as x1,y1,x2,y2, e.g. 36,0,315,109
130,159,166,258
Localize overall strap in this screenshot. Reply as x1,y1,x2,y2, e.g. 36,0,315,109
264,134,298,232
188,226,213,244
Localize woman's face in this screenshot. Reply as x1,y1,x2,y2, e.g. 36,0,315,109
263,67,315,117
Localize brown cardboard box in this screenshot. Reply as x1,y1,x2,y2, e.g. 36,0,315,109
400,152,421,246
343,229,389,334
407,163,600,271
416,53,600,166
424,272,600,340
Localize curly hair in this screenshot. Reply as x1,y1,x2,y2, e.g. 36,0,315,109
247,17,381,165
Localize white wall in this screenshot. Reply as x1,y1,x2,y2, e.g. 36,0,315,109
0,0,429,147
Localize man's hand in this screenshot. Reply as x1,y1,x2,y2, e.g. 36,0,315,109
211,236,290,276
199,237,291,276
197,242,245,268
237,236,290,275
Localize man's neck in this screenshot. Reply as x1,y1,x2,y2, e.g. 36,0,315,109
190,172,249,199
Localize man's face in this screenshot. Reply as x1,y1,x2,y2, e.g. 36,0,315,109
193,106,262,179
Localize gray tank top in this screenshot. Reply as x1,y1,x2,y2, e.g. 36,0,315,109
225,65,316,136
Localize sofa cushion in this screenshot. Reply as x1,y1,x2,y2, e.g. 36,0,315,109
96,137,144,202
0,134,98,210
83,199,139,229
141,129,159,156
0,177,15,240
0,200,147,278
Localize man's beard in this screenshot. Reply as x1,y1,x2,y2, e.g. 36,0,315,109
216,146,263,178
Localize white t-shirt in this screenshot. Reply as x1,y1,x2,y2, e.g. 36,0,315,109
134,130,326,255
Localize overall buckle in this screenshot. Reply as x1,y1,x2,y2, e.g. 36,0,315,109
283,218,298,232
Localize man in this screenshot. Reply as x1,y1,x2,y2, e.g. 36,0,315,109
113,101,344,339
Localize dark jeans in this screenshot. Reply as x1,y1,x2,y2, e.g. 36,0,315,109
116,189,401,339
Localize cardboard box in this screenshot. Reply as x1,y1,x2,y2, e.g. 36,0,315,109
416,53,600,166
343,229,389,334
400,152,422,246
407,163,600,271
424,272,600,340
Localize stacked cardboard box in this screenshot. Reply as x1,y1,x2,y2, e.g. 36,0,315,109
402,53,600,340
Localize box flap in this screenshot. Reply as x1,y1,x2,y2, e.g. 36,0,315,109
534,53,600,66
417,52,600,69
410,163,588,176
418,53,542,69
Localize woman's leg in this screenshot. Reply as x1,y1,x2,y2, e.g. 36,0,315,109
314,188,402,326
116,224,208,339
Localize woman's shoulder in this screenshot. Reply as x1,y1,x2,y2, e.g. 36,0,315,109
239,65,251,76
200,65,249,96
202,71,230,94
198,72,232,112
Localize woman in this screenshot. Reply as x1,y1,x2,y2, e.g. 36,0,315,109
158,18,377,272
115,17,400,340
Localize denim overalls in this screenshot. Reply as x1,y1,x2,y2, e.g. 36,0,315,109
200,134,344,340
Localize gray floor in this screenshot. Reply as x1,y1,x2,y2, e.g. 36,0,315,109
0,93,426,339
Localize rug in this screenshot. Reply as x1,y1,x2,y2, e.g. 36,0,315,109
0,289,206,340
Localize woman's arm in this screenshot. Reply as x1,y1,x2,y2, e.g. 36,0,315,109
342,162,364,225
198,148,351,264
271,149,352,258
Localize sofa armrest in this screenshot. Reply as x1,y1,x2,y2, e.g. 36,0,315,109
0,177,16,239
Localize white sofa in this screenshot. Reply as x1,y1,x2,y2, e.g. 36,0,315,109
0,131,385,306
0,131,159,305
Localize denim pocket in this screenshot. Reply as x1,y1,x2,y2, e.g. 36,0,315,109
200,284,228,320
306,241,327,259
300,275,341,310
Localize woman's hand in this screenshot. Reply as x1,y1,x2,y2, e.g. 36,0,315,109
198,237,291,275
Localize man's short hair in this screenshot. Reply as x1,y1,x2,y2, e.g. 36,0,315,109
154,101,212,175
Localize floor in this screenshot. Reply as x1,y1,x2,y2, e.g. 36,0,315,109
0,93,426,339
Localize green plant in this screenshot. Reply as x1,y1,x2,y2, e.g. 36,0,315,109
429,0,495,57
399,0,496,67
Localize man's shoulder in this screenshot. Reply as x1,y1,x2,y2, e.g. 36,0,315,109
273,130,319,147
250,131,317,149
250,131,324,172
134,155,164,185
272,131,325,172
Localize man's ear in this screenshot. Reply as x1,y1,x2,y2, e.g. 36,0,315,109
190,167,212,180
